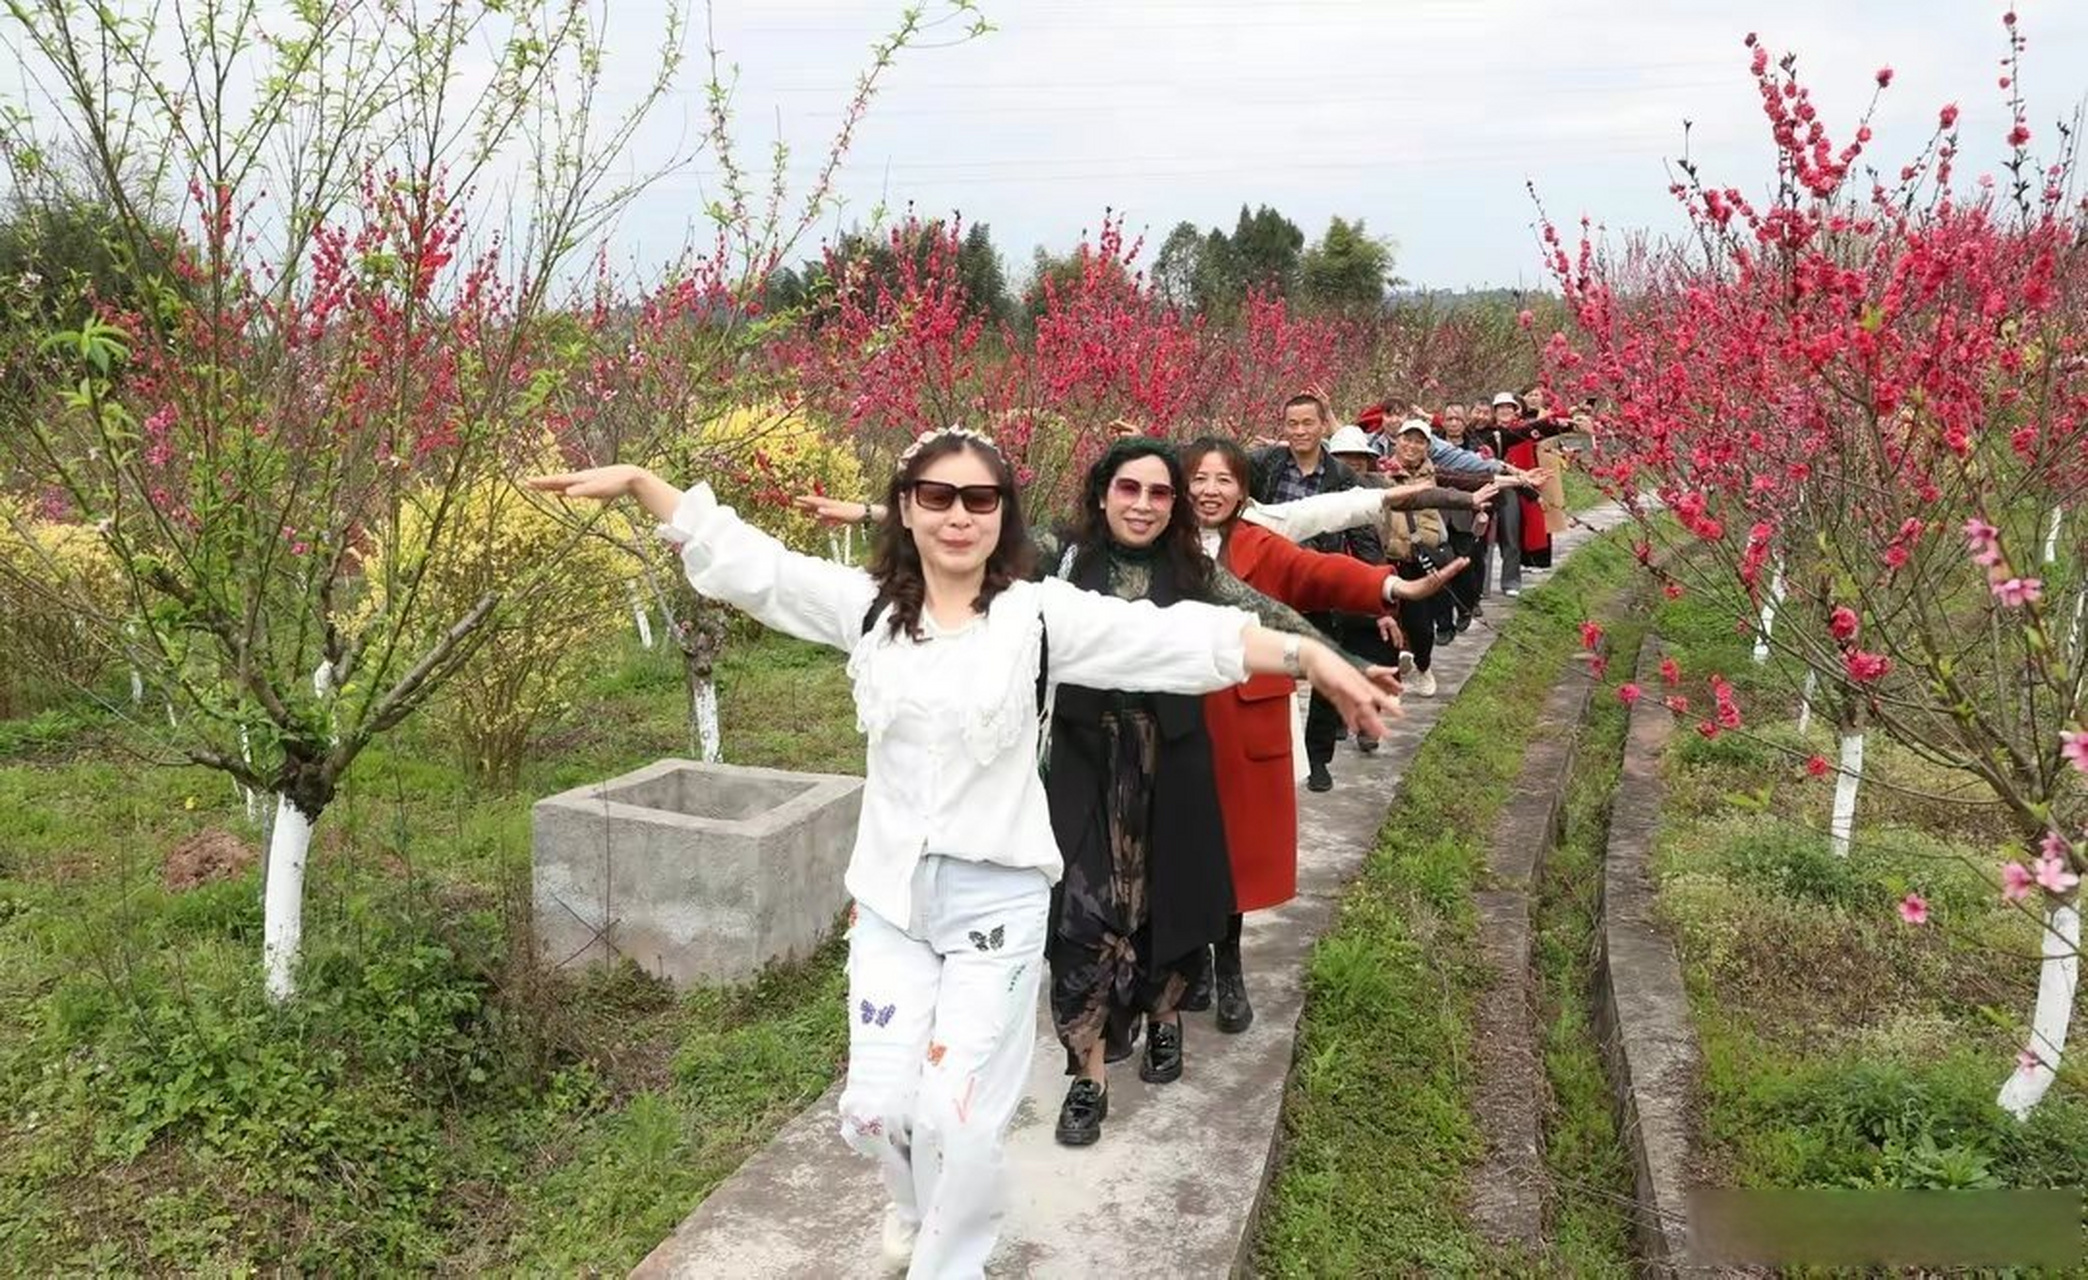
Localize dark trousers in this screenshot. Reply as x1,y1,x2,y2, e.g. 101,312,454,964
1304,608,1342,767
1394,560,1443,671
1310,613,1399,759
1448,530,1485,619
1496,494,1523,591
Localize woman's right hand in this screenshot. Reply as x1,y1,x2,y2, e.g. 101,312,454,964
792,494,873,526
528,464,684,522
527,464,650,501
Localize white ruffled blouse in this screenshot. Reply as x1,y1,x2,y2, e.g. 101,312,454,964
658,484,1254,931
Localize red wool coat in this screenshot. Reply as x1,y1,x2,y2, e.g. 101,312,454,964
1205,521,1393,911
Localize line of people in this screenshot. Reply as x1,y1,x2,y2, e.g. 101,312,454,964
525,385,1579,1279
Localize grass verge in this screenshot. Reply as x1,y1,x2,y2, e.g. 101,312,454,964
0,627,859,1273
1528,608,1648,1277
1254,530,1638,1275
1650,592,2088,1220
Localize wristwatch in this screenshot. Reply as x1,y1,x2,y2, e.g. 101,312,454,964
858,502,876,526
1281,635,1304,678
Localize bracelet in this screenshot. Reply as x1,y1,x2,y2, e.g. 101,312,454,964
1281,635,1304,679
858,502,876,526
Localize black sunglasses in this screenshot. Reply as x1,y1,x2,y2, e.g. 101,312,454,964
906,479,1006,514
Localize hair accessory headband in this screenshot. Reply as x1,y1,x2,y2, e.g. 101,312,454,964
898,424,1000,469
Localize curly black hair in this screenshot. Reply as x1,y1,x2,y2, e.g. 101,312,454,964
1065,436,1216,601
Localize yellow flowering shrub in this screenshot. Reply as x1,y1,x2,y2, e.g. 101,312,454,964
678,403,865,554
358,468,634,787
0,495,124,715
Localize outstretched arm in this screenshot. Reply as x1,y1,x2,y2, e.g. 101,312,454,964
1208,565,1390,676
1036,580,1402,737
1426,436,1506,475
1382,483,1502,512
533,465,876,653
1242,487,1386,544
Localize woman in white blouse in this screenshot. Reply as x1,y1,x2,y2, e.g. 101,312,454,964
529,428,1397,1280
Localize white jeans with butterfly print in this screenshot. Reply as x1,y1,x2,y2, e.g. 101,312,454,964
838,855,1050,1280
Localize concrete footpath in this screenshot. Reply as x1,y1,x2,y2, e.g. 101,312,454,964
634,507,1628,1279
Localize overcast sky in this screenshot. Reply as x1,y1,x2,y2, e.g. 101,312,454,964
11,2,2081,291
576,0,2086,291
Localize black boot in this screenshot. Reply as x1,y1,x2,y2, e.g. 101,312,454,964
1214,942,1254,1033
1215,972,1254,1034
1055,1078,1108,1146
1180,947,1214,1012
1139,1018,1183,1084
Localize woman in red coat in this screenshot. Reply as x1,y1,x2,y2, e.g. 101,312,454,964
1180,436,1480,1031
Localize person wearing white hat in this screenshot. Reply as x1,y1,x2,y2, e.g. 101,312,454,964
1486,393,1532,595
1332,420,1511,699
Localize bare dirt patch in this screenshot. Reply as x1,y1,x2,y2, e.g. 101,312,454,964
163,828,258,892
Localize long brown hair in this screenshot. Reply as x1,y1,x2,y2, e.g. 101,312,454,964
865,433,1035,640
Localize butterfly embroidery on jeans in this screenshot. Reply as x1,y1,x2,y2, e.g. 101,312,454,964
858,1000,896,1026
968,925,1005,952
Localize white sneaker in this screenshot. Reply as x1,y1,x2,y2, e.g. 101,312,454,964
1503,587,1522,598
1413,667,1438,697
880,1206,919,1270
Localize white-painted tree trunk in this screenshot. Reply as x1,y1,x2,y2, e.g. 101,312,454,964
1752,562,1786,664
238,727,257,822
1795,669,1818,736
1828,730,1865,857
2043,505,2063,565
261,794,314,1003
692,678,721,763
1998,902,2080,1120
628,585,655,649
123,621,144,704
312,658,340,746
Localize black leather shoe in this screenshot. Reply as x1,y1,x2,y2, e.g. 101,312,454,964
1180,950,1213,1012
1356,735,1379,755
1139,1019,1183,1084
1307,763,1333,793
1215,973,1254,1034
1055,1078,1108,1146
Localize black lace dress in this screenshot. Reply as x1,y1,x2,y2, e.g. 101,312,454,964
1038,533,1347,1071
